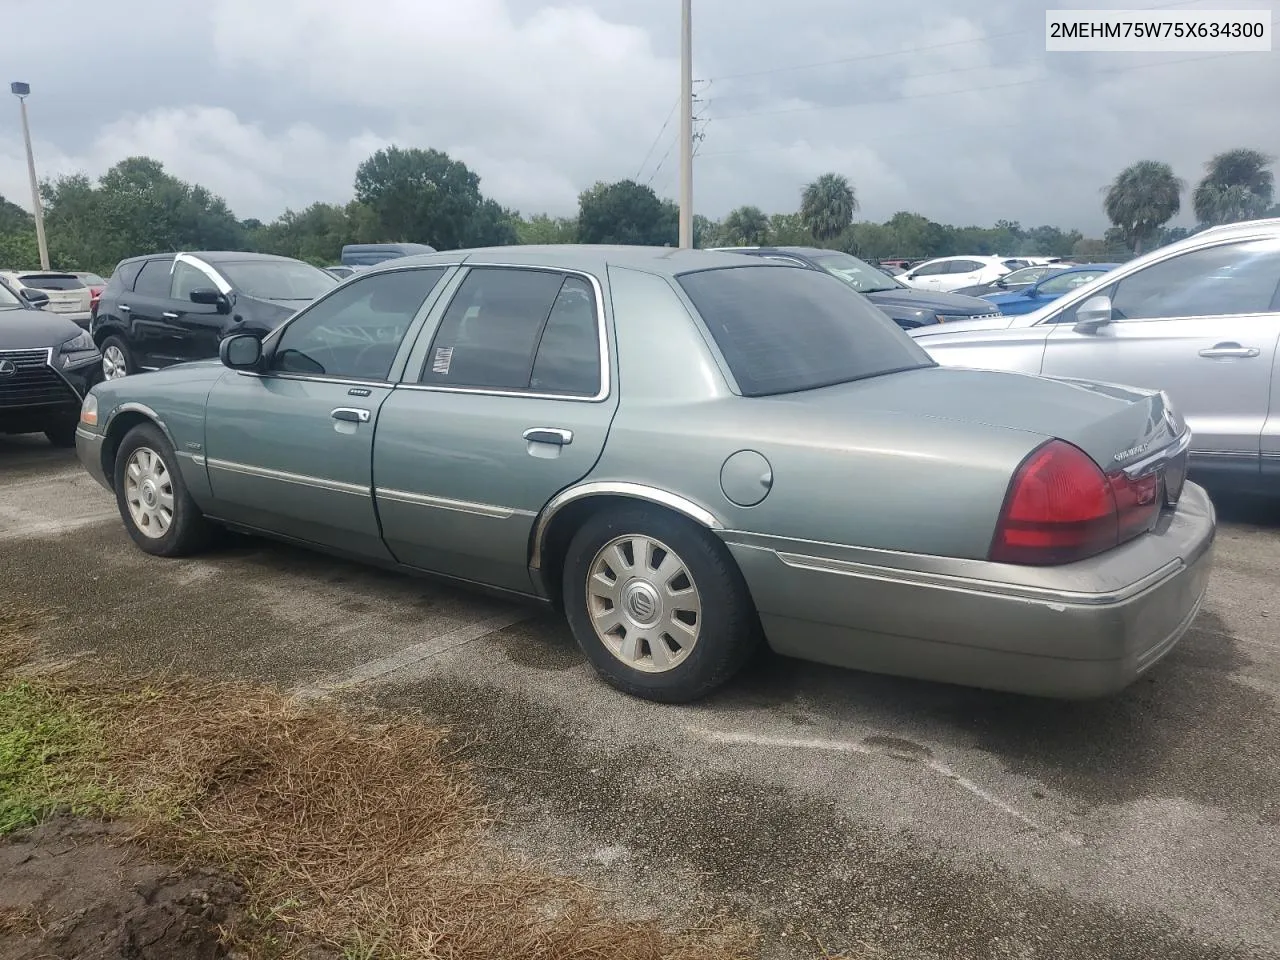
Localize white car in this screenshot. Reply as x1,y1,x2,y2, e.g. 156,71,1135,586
909,217,1280,494
0,270,93,329
896,256,1024,293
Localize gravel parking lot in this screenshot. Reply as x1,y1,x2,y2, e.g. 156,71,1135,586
3,433,1277,960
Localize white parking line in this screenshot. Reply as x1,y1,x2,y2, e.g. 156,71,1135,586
293,609,534,699
686,727,1046,833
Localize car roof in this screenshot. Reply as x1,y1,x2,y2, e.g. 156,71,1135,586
367,244,791,277
119,251,306,266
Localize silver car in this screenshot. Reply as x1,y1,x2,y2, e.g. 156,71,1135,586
912,218,1280,493
0,270,93,329
74,246,1214,703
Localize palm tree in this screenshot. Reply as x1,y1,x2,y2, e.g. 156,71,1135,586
722,205,770,245
1102,160,1184,254
1192,148,1275,227
800,173,857,243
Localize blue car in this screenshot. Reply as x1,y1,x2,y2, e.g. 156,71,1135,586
982,263,1120,315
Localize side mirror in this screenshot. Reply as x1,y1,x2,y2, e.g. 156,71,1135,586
1072,294,1113,334
21,289,49,308
219,333,263,370
190,287,231,314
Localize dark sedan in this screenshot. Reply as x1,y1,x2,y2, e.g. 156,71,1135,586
91,251,338,380
711,246,1002,329
0,275,101,447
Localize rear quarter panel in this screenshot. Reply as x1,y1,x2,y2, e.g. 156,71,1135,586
588,266,1045,560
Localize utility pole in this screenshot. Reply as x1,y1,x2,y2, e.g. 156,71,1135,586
11,82,49,270
678,0,693,248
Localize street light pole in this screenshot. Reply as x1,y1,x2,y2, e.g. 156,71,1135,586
11,82,50,270
678,0,693,248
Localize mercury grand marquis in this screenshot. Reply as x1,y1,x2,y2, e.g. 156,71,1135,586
75,245,1215,703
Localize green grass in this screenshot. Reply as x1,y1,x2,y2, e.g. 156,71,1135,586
0,681,112,835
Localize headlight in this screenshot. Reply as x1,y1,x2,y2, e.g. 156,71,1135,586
80,392,98,427
60,331,96,354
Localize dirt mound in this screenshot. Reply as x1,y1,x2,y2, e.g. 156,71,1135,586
0,817,243,960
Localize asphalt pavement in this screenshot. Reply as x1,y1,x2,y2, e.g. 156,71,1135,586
2,433,1276,960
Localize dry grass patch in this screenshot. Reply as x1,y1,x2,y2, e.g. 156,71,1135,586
1,661,757,960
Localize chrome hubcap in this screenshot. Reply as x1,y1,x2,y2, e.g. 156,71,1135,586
103,345,127,379
586,534,701,673
123,446,173,538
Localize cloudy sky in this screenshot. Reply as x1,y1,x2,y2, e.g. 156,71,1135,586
1,0,1276,235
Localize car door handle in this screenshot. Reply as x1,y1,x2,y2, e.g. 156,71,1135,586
118,304,130,312
523,427,572,445
163,311,180,319
1199,344,1260,359
331,407,371,423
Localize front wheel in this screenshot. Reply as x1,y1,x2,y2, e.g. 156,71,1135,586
562,505,761,703
112,423,213,557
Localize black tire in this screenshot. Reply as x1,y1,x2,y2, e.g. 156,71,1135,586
100,334,135,380
112,422,213,557
43,421,77,448
562,504,761,703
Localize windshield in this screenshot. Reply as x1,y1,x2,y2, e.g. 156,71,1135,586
0,282,23,310
808,251,902,293
677,265,933,397
218,260,339,301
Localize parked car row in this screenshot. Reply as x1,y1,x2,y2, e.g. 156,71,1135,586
72,243,1213,708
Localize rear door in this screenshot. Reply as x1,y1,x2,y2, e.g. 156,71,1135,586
936,259,985,292
120,257,176,369
1040,236,1280,469
373,263,618,594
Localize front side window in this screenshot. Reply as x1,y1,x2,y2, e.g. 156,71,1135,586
419,267,601,395
676,265,933,397
132,259,174,297
1110,239,1280,320
912,261,947,276
170,261,213,301
270,267,447,381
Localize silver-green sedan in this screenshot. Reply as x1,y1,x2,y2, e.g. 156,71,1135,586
74,246,1215,703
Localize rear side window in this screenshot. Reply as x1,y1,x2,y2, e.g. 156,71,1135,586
419,267,599,394
676,265,933,397
948,260,984,273
110,261,145,292
17,274,84,290
133,259,173,297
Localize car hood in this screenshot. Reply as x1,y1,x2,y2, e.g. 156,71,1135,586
760,365,1180,473
865,288,998,315
0,308,85,349
981,289,1039,308
239,296,307,327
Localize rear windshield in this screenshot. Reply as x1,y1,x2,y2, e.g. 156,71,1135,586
18,274,85,290
677,265,934,397
217,260,338,301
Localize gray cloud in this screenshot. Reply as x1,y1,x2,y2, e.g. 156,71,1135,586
1,0,1275,235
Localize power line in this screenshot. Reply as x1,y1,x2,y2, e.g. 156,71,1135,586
635,96,679,181
698,0,1222,83
705,49,1265,126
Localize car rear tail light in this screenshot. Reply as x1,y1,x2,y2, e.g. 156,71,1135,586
989,439,1161,566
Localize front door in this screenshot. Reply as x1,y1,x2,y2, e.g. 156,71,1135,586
1040,236,1280,467
168,255,234,363
201,265,452,558
372,265,619,595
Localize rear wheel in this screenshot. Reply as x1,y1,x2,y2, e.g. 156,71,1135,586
101,336,133,380
112,423,213,557
562,504,761,703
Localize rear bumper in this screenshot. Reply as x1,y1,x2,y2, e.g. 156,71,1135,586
723,482,1216,699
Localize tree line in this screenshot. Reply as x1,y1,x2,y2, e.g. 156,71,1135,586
0,144,1274,278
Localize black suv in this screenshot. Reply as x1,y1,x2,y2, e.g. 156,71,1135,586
710,246,1003,329
0,276,101,447
91,251,338,380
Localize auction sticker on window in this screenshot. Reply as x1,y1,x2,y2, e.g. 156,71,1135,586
1046,10,1271,51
